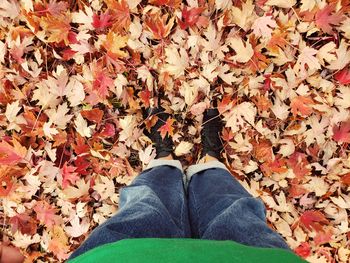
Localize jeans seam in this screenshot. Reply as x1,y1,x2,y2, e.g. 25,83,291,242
190,183,201,236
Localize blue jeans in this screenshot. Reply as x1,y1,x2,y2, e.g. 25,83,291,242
70,160,289,259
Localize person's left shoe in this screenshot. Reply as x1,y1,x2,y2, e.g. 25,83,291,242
143,107,174,158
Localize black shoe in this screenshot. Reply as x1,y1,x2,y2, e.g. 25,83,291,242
143,107,174,158
201,109,223,159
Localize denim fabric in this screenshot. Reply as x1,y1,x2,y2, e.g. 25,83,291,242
69,161,289,260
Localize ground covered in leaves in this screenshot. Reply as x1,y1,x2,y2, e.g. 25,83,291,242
0,0,350,262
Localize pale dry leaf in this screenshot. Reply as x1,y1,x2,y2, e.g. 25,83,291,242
74,113,96,138
266,0,296,8
175,141,193,156
228,37,254,63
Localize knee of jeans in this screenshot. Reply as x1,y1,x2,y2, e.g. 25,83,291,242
119,185,156,207
230,197,266,219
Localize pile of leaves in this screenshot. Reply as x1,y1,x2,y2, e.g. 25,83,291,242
0,0,350,262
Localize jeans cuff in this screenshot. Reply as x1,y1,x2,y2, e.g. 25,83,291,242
186,161,229,182
145,159,183,173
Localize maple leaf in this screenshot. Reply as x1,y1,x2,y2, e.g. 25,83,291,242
0,174,15,197
260,157,288,177
158,118,175,139
315,4,345,34
139,89,151,108
314,228,333,246
341,173,350,185
40,14,71,45
228,37,254,63
48,226,70,261
251,139,273,163
0,139,27,165
332,121,350,143
103,31,129,59
145,11,175,40
92,68,114,99
60,162,79,188
297,46,321,71
9,213,38,235
34,201,62,228
148,0,181,8
81,108,104,124
178,6,206,30
252,15,277,39
286,152,311,179
92,12,113,30
299,210,329,232
105,0,131,32
175,141,193,156
334,67,350,85
294,242,311,258
290,96,314,117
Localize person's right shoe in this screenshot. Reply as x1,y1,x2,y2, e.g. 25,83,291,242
201,109,224,160
143,107,174,158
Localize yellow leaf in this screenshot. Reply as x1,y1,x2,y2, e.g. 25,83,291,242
40,14,71,44
103,31,129,59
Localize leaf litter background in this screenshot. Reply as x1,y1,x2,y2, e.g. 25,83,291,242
0,0,350,262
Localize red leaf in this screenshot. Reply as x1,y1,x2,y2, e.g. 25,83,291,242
0,139,27,165
34,201,62,228
9,213,38,235
294,242,311,258
315,4,345,34
222,128,234,142
93,70,114,99
92,12,113,30
158,118,175,139
61,162,79,188
332,121,350,143
74,156,90,176
178,6,206,30
61,48,77,60
334,67,350,85
299,210,329,232
98,123,115,138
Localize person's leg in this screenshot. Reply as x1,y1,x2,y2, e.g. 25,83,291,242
70,158,190,259
186,156,290,249
70,107,190,259
187,108,289,249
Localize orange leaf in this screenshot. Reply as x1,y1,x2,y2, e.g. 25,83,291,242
290,96,314,117
341,173,350,185
145,11,175,40
34,201,62,228
149,0,181,8
105,0,131,32
40,14,71,44
0,139,27,165
81,108,104,124
158,118,175,139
